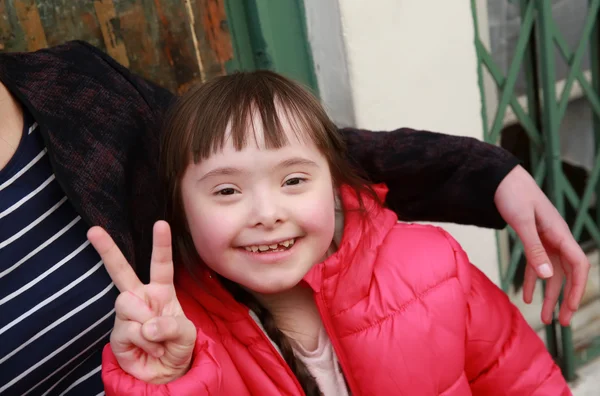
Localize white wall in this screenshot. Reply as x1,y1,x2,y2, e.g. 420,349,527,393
304,0,500,284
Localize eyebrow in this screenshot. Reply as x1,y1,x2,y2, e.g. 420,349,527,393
198,157,318,182
198,167,243,182
277,157,319,169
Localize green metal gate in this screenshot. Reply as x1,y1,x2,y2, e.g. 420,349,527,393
471,0,600,381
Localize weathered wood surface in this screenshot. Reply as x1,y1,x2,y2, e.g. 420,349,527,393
0,0,234,93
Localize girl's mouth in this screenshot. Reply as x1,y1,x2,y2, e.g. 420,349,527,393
241,238,295,253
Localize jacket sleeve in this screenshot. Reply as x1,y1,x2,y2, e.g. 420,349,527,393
102,332,222,396
439,231,570,395
340,127,520,229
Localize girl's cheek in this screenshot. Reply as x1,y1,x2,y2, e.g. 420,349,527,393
195,208,240,244
294,194,336,232
189,215,233,265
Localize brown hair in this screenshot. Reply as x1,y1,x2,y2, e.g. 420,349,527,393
160,70,379,395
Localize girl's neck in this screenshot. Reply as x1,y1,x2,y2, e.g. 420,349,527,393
253,285,323,351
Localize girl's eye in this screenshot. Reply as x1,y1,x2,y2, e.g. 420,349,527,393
283,177,305,186
215,188,237,196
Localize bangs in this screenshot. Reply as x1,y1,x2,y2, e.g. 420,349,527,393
181,72,335,163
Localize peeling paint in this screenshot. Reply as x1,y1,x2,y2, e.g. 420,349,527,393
202,0,232,73
14,0,48,51
184,0,206,82
93,0,130,67
3,0,234,93
117,2,155,67
0,0,10,50
152,0,174,67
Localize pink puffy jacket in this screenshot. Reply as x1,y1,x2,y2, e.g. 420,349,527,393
103,186,570,395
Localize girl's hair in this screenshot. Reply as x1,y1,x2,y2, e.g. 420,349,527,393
160,70,379,395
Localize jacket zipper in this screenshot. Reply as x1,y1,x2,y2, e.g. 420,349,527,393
315,292,358,395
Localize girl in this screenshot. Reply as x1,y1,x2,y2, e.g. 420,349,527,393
91,71,570,395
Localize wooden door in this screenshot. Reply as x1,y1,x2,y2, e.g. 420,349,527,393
0,0,233,93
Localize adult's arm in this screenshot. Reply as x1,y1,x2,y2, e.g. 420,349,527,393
341,127,519,228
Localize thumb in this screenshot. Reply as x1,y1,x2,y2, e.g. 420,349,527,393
142,315,197,351
512,220,554,279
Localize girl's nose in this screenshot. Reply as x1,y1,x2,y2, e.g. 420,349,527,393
251,193,286,229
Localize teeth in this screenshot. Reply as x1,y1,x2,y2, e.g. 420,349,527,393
243,239,296,253
280,238,295,247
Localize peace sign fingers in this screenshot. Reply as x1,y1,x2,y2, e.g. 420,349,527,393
149,221,175,287
90,222,197,383
87,226,144,293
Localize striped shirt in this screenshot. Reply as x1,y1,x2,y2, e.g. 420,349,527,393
0,111,118,395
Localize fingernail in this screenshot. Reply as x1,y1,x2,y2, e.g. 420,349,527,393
571,300,580,311
146,322,158,340
538,263,553,278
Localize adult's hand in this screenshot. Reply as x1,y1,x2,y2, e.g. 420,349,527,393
495,165,590,326
88,221,196,384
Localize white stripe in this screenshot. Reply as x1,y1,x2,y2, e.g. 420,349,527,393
31,357,91,396
29,122,38,135
0,240,91,305
0,148,46,191
0,308,115,394
22,329,111,396
0,174,55,219
0,216,82,278
0,261,106,335
0,281,115,363
0,196,67,249
57,366,102,396
95,393,105,396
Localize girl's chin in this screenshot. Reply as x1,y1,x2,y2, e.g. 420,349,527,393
237,270,311,295
244,279,303,295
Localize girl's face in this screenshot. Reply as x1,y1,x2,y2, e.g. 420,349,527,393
180,111,336,294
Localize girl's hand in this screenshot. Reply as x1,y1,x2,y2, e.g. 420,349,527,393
88,221,196,384
495,165,590,326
